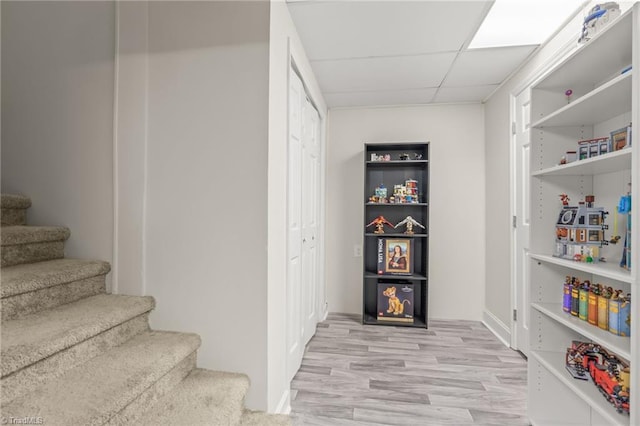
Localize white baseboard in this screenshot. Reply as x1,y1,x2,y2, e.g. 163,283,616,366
482,310,511,348
274,389,291,414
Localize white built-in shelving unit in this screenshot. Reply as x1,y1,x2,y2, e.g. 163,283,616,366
527,5,639,425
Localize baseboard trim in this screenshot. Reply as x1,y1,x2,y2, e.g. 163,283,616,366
482,310,511,348
274,389,291,415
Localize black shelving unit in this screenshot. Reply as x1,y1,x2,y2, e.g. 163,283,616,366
363,142,429,328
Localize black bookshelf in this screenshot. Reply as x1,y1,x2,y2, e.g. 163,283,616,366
363,142,429,328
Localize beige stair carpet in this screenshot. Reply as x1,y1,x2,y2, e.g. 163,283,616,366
0,193,291,425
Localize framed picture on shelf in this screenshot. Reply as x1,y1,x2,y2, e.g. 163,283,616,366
377,282,414,323
611,125,632,151
377,238,413,275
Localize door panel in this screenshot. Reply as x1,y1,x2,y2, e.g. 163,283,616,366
514,88,531,356
287,71,304,381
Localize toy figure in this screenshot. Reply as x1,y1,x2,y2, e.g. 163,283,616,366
560,194,570,206
394,216,426,235
366,216,394,234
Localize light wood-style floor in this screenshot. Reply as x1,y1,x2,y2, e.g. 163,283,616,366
290,313,528,425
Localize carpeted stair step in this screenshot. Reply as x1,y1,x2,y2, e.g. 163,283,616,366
133,368,250,425
240,410,292,426
1,258,110,320
2,330,201,426
1,294,154,402
1,194,31,226
1,225,70,267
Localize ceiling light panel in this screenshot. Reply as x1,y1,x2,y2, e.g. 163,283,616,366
469,0,585,48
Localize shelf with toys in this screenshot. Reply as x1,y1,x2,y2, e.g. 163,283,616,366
531,148,632,178
531,70,632,129
527,4,638,425
531,301,630,360
363,142,429,328
531,350,628,426
530,253,632,284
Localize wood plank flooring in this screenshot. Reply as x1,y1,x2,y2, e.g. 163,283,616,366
290,313,528,425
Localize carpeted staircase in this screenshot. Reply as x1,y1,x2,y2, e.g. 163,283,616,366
0,193,290,426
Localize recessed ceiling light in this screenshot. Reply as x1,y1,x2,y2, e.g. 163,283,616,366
469,0,587,49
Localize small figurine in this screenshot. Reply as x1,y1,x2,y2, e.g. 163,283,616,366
394,216,426,235
399,153,410,161
413,153,423,160
560,194,570,206
366,216,394,234
565,89,573,103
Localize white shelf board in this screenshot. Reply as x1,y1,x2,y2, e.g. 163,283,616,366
535,10,633,90
531,350,629,426
532,72,632,128
532,149,632,177
531,302,630,360
530,253,633,284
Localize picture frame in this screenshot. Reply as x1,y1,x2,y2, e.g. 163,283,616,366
611,125,632,151
377,238,413,275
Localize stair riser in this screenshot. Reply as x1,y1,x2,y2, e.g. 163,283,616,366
106,352,198,426
1,241,65,267
1,209,27,226
2,275,107,321
1,314,150,404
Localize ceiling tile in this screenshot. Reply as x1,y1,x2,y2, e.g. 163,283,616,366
442,45,537,87
312,52,457,93
287,1,491,60
324,88,438,108
433,85,498,103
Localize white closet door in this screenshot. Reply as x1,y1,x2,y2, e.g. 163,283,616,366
301,95,320,346
286,71,304,381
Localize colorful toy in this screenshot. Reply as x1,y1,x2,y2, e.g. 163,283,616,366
394,216,426,235
618,188,632,270
578,2,621,44
565,89,573,103
366,216,394,234
554,195,608,262
566,341,630,414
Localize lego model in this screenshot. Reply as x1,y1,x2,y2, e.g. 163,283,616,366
394,216,425,235
366,216,394,234
566,341,630,414
578,2,621,44
554,195,608,262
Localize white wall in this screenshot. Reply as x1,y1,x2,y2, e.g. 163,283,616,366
483,1,636,332
1,1,115,279
268,0,328,413
113,1,148,296
142,1,271,410
326,105,485,320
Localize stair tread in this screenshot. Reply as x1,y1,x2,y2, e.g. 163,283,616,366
137,368,250,425
1,226,70,246
1,294,155,376
240,410,291,426
1,194,32,209
1,258,110,298
1,330,201,426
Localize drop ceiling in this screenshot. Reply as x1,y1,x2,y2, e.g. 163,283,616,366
287,0,539,107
